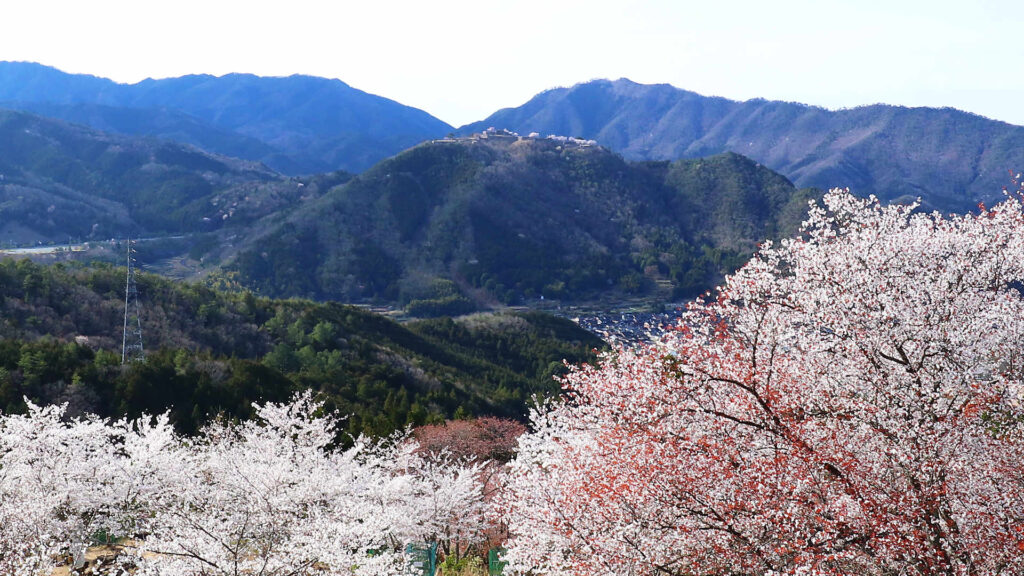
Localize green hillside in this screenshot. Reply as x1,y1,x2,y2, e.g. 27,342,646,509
0,258,601,438
228,135,818,308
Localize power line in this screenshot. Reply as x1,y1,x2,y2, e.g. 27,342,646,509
122,238,145,364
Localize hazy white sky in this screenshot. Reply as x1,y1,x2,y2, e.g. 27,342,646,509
2,0,1021,127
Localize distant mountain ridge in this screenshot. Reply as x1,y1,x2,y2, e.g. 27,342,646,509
0,61,453,174
8,63,1024,211
461,78,1024,212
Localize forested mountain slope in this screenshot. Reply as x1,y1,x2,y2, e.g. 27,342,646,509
0,107,814,311
227,135,818,307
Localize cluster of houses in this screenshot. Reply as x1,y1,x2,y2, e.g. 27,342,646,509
433,127,598,148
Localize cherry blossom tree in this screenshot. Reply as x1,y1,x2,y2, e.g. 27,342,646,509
125,392,421,576
0,392,490,575
413,417,526,555
502,189,1024,576
408,450,487,561
0,402,119,576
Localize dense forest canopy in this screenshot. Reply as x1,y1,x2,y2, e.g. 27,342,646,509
0,258,601,438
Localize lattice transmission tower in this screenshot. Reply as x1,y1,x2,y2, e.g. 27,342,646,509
121,238,145,364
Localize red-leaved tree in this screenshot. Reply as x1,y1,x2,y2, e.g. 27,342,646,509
414,417,526,463
414,418,527,557
502,190,1024,576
